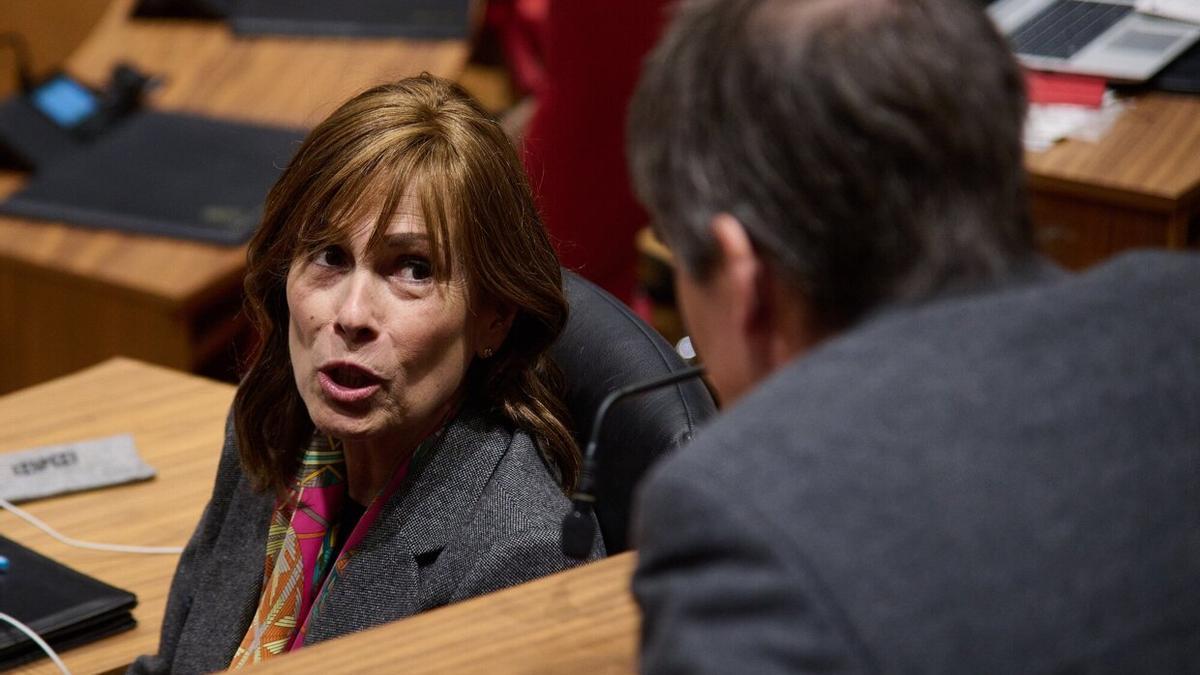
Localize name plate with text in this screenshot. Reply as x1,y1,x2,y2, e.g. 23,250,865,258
0,434,155,502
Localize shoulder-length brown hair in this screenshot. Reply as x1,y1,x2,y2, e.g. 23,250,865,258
234,74,576,496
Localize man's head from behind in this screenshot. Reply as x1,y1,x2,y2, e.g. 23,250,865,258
628,0,1032,402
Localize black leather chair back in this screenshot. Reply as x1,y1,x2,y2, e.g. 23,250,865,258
550,271,717,553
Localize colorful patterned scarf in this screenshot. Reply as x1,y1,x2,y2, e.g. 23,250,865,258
229,430,435,668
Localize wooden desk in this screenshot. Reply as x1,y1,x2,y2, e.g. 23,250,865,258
1026,92,1200,268
0,358,234,674
0,0,469,394
257,552,640,675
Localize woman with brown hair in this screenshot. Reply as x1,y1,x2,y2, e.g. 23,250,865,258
131,74,601,674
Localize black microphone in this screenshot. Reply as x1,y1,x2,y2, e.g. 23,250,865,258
75,63,155,140
561,365,706,559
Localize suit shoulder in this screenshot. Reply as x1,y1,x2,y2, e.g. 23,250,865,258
462,428,573,538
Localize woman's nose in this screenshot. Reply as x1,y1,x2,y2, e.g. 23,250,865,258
333,274,380,344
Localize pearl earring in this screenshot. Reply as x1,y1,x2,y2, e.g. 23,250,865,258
482,347,494,359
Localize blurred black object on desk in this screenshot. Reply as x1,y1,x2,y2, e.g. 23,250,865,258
0,111,302,245
0,64,154,171
133,0,470,39
133,0,235,19
0,536,137,669
1152,40,1200,94
230,0,471,38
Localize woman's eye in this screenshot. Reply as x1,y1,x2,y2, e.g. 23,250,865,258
396,256,433,282
315,246,348,268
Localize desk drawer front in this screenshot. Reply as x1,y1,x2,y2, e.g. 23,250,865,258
1030,193,1189,269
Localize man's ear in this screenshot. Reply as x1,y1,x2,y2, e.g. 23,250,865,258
713,213,825,367
710,213,767,337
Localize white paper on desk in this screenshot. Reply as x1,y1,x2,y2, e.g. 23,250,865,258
1136,0,1200,25
0,434,155,503
1024,93,1129,151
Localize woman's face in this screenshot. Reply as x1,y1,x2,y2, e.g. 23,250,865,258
286,198,506,451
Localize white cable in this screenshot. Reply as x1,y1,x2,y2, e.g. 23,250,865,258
0,612,72,675
0,497,183,555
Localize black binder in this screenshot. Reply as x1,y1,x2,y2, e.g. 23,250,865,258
0,536,137,668
0,110,303,245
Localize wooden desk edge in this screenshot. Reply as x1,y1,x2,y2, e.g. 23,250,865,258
0,245,246,313
0,356,219,403
1025,170,1190,215
253,552,641,674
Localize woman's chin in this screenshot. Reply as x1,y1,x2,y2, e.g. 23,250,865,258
309,406,386,443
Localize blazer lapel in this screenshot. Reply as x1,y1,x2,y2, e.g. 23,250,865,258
390,406,512,560
303,404,512,642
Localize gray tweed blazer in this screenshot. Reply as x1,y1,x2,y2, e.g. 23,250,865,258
130,403,602,674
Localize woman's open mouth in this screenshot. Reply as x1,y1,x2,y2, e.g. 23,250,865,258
318,363,384,404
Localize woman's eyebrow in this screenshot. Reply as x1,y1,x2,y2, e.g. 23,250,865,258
382,232,430,247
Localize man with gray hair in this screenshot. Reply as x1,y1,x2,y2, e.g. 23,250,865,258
627,0,1200,672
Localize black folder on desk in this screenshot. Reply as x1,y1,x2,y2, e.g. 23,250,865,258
231,0,470,39
0,536,137,668
0,111,303,245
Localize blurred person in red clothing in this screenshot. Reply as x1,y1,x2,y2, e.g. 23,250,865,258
488,0,670,304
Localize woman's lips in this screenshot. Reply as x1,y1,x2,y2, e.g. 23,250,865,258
318,365,383,404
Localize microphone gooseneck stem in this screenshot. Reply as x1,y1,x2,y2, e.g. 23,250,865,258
561,365,706,559
574,365,706,501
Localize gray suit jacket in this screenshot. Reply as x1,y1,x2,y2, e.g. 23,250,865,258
131,403,602,674
634,251,1200,674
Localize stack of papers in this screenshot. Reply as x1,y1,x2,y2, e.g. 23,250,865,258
1022,70,1127,152
1025,93,1128,152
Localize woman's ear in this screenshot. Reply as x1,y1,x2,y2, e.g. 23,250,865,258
475,299,516,358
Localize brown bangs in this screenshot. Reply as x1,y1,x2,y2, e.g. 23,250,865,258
289,127,463,286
